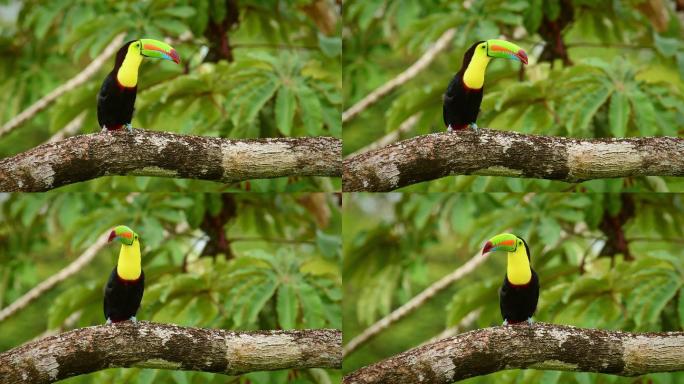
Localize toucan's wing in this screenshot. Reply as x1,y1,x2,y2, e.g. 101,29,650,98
498,274,509,318
103,267,117,319
97,73,116,127
132,270,145,313
530,268,540,313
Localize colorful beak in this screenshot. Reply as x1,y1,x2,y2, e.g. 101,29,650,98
139,38,180,64
109,225,137,246
486,39,528,65
482,233,519,254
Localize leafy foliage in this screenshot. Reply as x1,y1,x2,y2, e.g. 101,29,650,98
0,192,341,383
343,193,684,383
0,0,341,192
343,0,684,192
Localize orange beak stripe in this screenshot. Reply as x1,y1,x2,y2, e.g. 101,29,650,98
489,45,510,53
499,239,515,246
121,232,133,238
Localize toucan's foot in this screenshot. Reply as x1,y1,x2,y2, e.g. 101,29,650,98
468,122,479,133
101,125,108,133
124,123,133,132
502,319,509,326
527,317,534,325
447,124,454,133
129,316,138,324
106,318,112,325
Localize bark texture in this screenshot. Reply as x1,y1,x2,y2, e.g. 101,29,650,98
0,322,341,384
343,130,684,192
343,323,684,383
0,130,341,191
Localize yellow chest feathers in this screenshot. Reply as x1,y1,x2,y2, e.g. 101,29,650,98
117,239,141,280
507,246,532,285
116,50,143,88
462,53,491,89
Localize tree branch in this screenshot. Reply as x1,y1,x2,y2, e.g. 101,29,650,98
0,322,341,384
343,323,684,383
342,29,455,123
346,113,421,158
0,223,190,323
343,130,684,192
0,33,125,139
0,232,109,323
0,130,341,192
343,251,490,357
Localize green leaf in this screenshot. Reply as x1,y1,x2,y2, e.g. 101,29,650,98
275,86,295,135
608,91,629,137
524,0,543,32
539,216,561,245
318,33,342,57
155,18,188,35
630,90,658,136
277,284,298,329
296,83,323,135
246,278,278,323
162,6,197,18
653,33,679,57
316,230,341,259
298,281,325,328
678,287,684,330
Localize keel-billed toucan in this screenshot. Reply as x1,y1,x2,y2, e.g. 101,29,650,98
97,39,180,131
443,39,527,132
482,233,539,325
104,225,144,324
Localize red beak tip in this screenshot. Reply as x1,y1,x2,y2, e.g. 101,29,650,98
482,241,493,254
170,49,181,64
108,231,116,242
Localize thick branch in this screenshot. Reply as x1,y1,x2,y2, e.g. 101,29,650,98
0,322,341,384
343,130,684,192
0,130,341,192
343,323,684,383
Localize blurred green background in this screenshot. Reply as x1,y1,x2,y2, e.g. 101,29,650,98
0,0,341,192
343,193,684,383
0,192,342,383
343,0,684,192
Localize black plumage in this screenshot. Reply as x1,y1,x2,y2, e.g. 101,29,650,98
498,238,539,323
97,41,137,130
103,267,145,322
443,41,484,131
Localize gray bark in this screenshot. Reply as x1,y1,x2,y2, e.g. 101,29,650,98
0,322,341,384
0,130,341,191
343,322,684,383
343,130,684,191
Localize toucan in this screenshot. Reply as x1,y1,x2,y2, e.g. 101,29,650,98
104,225,144,324
443,39,528,132
482,233,539,325
97,39,180,132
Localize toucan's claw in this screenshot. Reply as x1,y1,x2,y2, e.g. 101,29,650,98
527,317,534,325
447,124,454,133
124,123,133,132
468,122,479,133
502,319,509,326
130,316,138,324
101,125,108,133
106,318,112,325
